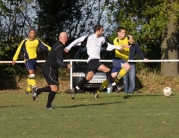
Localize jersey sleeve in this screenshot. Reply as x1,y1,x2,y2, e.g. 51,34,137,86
12,40,26,61
65,36,87,51
38,39,51,51
56,46,67,68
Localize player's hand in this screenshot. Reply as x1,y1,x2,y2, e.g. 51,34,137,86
144,58,148,62
64,48,69,53
116,47,123,51
67,64,71,69
12,60,16,66
122,44,130,48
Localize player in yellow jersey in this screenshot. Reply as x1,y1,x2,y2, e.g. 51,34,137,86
94,27,131,98
12,28,51,94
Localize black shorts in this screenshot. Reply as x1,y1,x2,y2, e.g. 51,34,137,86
87,59,102,73
42,64,59,85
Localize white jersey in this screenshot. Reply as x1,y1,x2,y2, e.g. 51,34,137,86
65,34,122,62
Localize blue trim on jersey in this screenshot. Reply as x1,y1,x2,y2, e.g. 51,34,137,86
38,40,48,51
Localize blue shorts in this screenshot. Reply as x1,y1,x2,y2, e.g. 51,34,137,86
25,59,37,70
111,58,125,73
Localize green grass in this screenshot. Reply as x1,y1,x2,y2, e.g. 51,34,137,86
0,92,179,138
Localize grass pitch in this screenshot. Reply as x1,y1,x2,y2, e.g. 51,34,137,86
0,92,179,138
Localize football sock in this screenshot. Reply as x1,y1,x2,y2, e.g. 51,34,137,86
26,78,32,92
115,68,127,83
74,77,88,92
46,91,57,107
29,78,36,88
97,79,109,92
37,86,51,94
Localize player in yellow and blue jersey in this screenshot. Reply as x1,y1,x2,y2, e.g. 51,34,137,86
95,27,131,98
12,28,51,94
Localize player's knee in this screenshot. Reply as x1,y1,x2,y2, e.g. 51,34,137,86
28,74,35,79
50,85,59,92
111,72,117,78
86,76,93,81
123,63,130,71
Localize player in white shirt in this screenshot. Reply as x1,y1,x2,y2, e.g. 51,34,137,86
64,25,125,99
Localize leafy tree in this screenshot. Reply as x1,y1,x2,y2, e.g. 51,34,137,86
105,0,179,76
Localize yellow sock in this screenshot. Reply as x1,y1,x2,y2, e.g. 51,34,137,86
26,78,32,92
29,78,36,88
115,68,127,82
98,79,109,92
26,85,32,92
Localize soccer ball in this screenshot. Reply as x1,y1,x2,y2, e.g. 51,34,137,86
163,87,172,97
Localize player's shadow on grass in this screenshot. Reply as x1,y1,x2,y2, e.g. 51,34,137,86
59,101,123,108
122,94,164,99
0,105,23,108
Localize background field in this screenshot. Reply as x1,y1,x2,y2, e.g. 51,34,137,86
0,92,179,138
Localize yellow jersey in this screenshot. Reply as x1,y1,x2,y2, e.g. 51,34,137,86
13,38,51,61
113,37,130,61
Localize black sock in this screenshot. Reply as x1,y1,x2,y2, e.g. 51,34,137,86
74,77,88,92
106,71,114,83
37,86,51,94
46,91,57,107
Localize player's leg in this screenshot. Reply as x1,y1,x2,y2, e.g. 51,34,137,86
25,59,37,93
33,65,58,109
114,61,130,83
96,66,119,93
94,64,118,98
71,59,100,99
71,71,94,99
33,65,52,98
97,64,116,85
45,84,58,109
26,76,32,94
127,64,136,93
25,59,32,94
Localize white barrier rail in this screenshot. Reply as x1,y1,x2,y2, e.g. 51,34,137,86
128,59,179,62
1,59,179,89
0,60,112,89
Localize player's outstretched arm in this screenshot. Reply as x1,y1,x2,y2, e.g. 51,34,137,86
12,39,26,66
64,36,87,53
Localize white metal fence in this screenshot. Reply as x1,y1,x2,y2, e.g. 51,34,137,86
1,59,179,89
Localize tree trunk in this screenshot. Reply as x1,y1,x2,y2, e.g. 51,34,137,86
161,15,178,77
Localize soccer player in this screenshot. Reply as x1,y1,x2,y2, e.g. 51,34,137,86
32,32,71,109
12,28,51,94
96,27,131,95
64,24,126,99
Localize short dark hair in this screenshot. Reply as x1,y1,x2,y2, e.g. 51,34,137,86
29,28,36,33
117,27,126,32
94,24,103,33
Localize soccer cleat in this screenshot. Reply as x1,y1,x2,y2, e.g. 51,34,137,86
71,88,76,100
94,91,99,99
32,87,38,101
45,106,54,109
115,85,124,93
